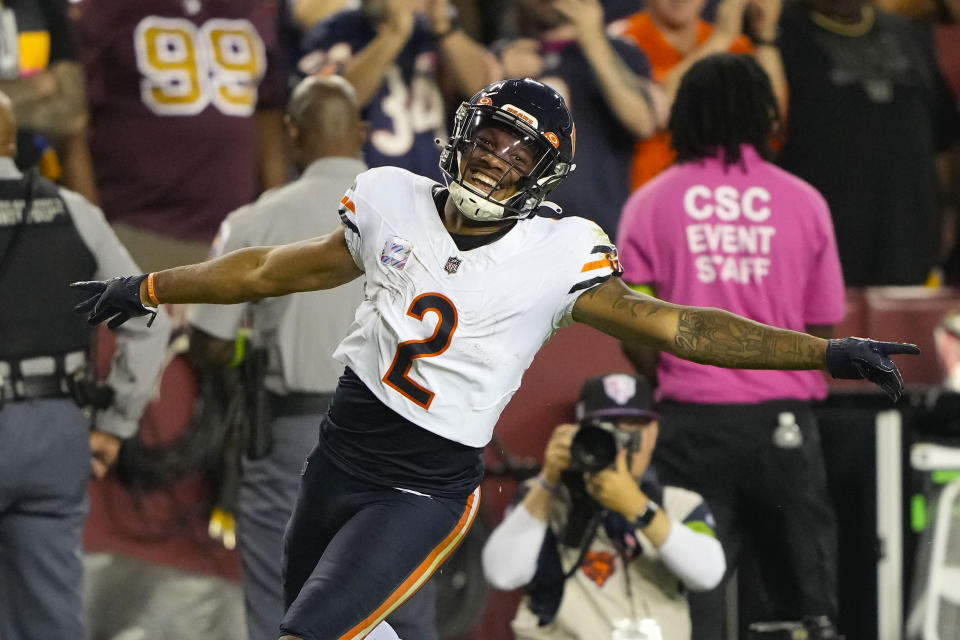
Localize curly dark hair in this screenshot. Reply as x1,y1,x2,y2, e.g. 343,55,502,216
668,53,781,166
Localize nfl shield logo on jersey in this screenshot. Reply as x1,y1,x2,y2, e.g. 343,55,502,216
381,237,413,270
444,256,462,274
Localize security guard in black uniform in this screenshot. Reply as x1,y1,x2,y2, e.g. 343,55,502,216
0,90,170,640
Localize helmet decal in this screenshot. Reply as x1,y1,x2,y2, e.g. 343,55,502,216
502,104,538,128
544,132,559,148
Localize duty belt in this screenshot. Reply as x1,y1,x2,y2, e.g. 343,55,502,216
0,351,86,405
268,392,333,418
0,374,71,402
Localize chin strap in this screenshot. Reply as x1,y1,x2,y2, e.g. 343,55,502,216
449,180,506,221
449,180,563,222
539,201,563,216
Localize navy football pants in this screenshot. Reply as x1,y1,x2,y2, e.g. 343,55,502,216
280,441,479,640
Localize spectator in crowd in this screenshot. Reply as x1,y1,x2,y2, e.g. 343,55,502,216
0,0,96,201
297,0,496,182
494,0,662,239
617,54,846,640
482,373,725,640
188,74,438,640
70,0,289,272
612,0,787,188
0,89,171,640
934,311,960,391
777,0,960,286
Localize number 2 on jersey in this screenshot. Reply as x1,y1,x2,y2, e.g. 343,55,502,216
383,293,458,410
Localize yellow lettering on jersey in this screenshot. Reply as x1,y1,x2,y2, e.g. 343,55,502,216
134,16,264,117
135,18,205,115
204,19,266,116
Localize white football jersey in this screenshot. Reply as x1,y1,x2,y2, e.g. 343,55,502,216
334,167,621,447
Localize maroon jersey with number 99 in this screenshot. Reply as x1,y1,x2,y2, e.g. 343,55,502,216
72,0,285,242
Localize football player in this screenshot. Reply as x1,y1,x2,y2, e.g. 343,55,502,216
73,78,918,640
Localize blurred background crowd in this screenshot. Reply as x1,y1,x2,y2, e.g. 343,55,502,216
1,0,959,639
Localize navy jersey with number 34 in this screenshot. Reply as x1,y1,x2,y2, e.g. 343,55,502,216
299,10,447,181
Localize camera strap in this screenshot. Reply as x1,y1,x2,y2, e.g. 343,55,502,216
560,509,605,579
619,546,655,626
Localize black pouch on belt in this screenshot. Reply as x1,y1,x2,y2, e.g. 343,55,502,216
240,347,273,460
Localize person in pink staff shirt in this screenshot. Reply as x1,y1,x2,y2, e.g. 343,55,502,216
617,53,847,640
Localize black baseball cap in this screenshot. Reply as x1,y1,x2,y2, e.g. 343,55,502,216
574,373,657,423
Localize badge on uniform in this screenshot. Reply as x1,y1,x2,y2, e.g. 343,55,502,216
380,237,412,270
444,256,462,274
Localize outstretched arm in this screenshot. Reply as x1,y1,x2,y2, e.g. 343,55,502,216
142,227,361,305
573,277,825,370
73,227,362,327
573,278,919,399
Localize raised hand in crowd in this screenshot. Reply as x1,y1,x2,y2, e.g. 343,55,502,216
713,0,750,43
381,0,420,39
747,0,784,43
556,0,660,140
425,0,454,34
498,38,545,80
554,0,608,44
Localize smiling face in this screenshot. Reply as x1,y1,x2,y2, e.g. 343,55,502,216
458,124,541,203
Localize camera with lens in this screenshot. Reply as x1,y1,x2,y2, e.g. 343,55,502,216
568,419,642,474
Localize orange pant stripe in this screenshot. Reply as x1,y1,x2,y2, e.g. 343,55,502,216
339,487,481,640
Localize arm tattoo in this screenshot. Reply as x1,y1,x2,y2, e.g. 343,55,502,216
674,309,822,369
576,281,824,370
579,282,666,324
610,290,663,319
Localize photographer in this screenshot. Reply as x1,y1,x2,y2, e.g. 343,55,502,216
482,374,725,640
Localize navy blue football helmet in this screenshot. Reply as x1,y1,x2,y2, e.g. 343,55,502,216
439,78,576,221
